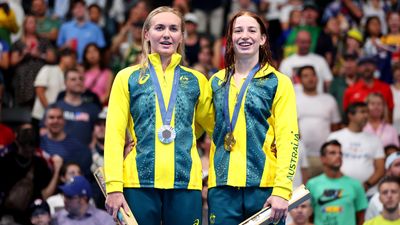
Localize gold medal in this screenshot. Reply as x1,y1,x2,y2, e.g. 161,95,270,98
224,132,236,151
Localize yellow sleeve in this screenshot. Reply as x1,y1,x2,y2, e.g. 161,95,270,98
194,71,215,137
380,36,387,45
104,67,135,193
271,73,299,200
1,10,19,33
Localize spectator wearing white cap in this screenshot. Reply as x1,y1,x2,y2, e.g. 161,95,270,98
29,198,55,225
184,13,201,66
55,175,114,225
365,152,400,220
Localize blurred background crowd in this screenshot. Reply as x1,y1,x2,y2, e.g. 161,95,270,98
0,0,399,225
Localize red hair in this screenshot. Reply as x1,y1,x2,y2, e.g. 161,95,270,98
224,11,273,80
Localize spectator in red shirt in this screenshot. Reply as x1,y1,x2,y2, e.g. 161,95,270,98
0,104,15,147
343,56,394,123
0,123,14,147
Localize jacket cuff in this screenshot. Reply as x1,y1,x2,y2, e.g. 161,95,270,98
271,186,292,201
106,181,124,194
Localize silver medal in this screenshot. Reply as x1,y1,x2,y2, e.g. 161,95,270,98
158,125,176,144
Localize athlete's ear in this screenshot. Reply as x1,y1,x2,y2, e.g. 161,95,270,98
144,30,150,41
260,34,266,46
180,31,184,43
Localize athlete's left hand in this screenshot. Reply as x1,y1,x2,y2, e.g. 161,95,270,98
264,195,288,224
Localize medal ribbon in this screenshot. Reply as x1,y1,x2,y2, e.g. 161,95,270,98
224,64,260,133
148,62,180,126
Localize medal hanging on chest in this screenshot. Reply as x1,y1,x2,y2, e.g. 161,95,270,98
148,62,180,144
223,64,260,151
158,125,176,144
224,132,236,151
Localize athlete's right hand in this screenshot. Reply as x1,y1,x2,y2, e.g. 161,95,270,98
105,192,130,222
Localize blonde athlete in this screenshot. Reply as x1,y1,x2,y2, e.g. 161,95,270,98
208,11,299,225
104,7,213,225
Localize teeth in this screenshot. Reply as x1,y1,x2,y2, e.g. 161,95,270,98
239,42,252,47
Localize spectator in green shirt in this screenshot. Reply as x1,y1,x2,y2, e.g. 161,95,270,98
31,0,61,43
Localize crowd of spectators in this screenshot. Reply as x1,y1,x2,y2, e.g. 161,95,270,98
0,0,400,225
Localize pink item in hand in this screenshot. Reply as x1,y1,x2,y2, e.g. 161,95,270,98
71,39,78,50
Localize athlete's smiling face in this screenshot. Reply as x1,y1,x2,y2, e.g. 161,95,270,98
145,12,183,57
232,15,266,58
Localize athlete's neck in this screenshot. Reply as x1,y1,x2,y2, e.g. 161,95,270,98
160,55,172,72
234,54,259,78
